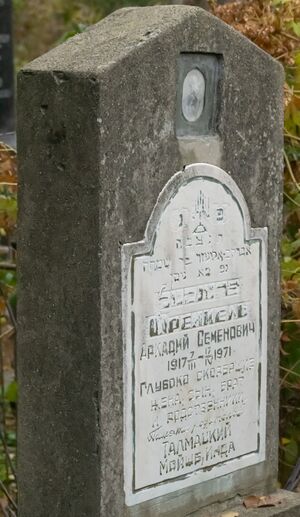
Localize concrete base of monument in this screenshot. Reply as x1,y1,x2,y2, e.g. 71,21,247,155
189,490,300,516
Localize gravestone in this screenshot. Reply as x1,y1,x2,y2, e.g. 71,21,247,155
0,0,15,144
17,5,300,517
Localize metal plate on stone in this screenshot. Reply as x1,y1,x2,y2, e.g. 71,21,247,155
122,163,267,506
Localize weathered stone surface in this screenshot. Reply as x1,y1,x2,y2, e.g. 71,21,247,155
18,5,284,517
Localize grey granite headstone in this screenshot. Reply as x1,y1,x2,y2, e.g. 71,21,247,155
0,0,15,144
17,6,300,517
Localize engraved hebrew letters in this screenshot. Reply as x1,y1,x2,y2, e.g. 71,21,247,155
122,164,267,506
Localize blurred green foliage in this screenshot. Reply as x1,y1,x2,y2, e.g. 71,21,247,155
280,48,300,483
13,0,158,68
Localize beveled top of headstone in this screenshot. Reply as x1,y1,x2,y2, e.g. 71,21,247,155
22,6,283,75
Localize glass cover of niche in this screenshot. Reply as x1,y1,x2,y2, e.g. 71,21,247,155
176,53,223,138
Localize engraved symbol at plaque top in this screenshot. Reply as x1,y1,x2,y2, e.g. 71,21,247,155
122,163,268,506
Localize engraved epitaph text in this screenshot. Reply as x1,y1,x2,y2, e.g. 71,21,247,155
122,164,267,505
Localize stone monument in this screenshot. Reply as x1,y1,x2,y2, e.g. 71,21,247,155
17,5,300,517
0,0,15,145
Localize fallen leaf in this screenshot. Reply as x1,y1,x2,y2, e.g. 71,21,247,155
292,300,300,319
221,511,239,517
243,494,282,509
281,332,291,343
286,280,300,290
0,497,8,511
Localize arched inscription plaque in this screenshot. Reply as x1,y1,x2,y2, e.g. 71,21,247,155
122,163,267,506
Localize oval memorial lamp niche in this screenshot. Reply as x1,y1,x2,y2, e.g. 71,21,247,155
176,53,222,137
182,69,206,123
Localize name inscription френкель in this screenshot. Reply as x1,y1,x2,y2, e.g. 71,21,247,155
122,163,267,505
